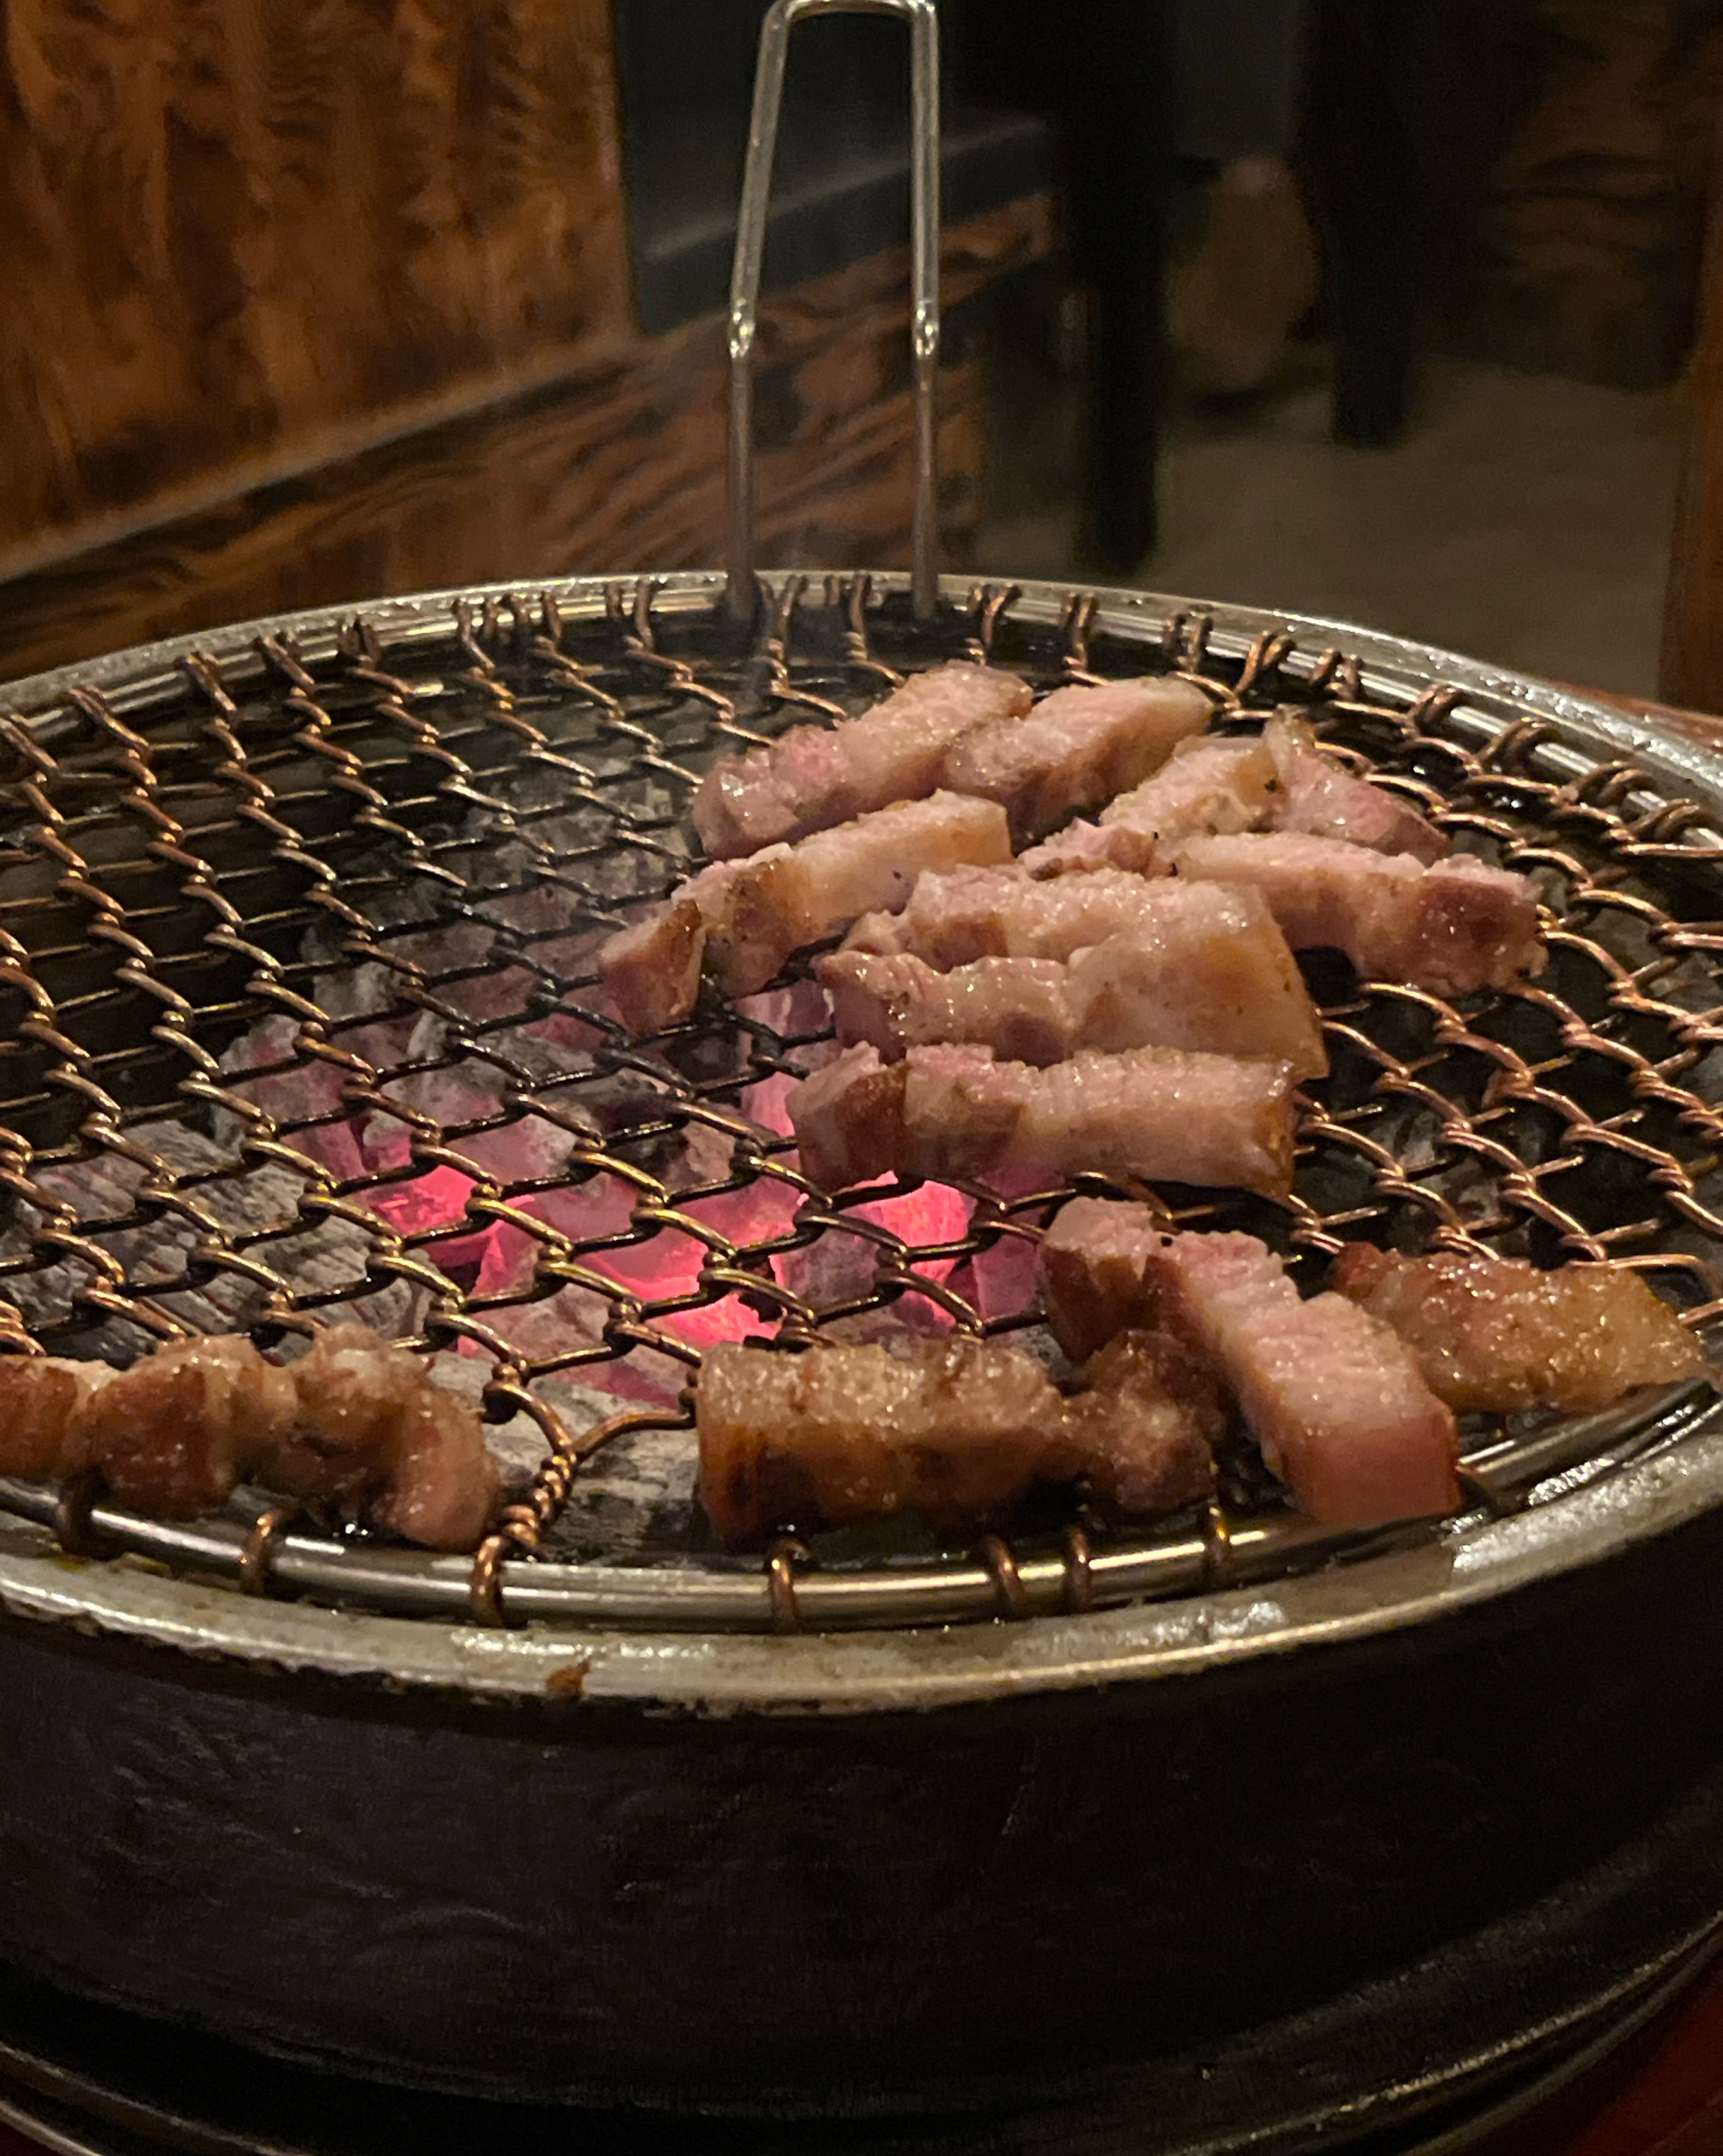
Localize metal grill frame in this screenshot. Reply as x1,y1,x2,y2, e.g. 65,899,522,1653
1,570,1722,1642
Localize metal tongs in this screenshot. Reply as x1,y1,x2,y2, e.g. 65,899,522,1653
725,0,942,621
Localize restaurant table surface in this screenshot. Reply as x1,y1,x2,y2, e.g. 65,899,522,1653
1,684,1721,2156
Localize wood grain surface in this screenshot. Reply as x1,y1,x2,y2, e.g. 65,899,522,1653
1428,0,1723,391
0,0,631,579
0,195,1050,681
1663,144,1723,714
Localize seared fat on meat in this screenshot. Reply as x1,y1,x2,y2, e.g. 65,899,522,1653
1173,832,1544,997
1332,1244,1704,1415
1025,735,1280,876
1024,715,1446,877
692,663,1032,859
598,900,705,1036
1265,719,1448,862
790,1040,1297,1197
74,1338,298,1518
820,949,1075,1068
1037,1203,1458,1526
601,791,1012,1031
1039,1195,1170,1360
0,1324,500,1550
1063,1329,1224,1517
819,883,1326,1078
280,1325,501,1550
942,677,1210,842
0,1357,117,1480
850,864,1238,969
695,1330,1217,1546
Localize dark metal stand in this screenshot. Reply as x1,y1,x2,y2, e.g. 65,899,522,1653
945,0,1168,575
1063,0,1167,572
1304,0,1434,449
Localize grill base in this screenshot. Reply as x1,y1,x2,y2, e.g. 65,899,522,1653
4,1492,1723,2116
0,1779,1715,2156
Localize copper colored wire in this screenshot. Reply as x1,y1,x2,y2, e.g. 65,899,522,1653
980,1533,1032,1620
238,1505,298,1597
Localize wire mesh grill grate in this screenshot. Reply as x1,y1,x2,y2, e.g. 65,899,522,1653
0,574,1719,1631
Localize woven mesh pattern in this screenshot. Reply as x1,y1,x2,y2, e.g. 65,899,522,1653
0,577,1718,1628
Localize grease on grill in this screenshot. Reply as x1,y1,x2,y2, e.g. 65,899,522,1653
0,583,1717,1621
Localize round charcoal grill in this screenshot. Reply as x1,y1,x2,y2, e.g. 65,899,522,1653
0,574,1718,1630
0,577,1722,2143
3,6,1723,2139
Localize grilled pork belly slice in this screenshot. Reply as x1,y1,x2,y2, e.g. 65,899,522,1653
1173,832,1544,996
1066,896,1324,1075
692,792,1012,1000
598,900,705,1035
790,1041,1297,1197
698,1335,1065,1544
601,792,1012,1031
1022,716,1446,877
820,950,1075,1067
819,885,1327,1078
1266,719,1447,862
1036,1207,1461,1526
282,1324,502,1550
1024,735,1278,876
942,677,1210,841
850,864,1239,969
0,1324,500,1550
1140,1231,1460,1526
695,1329,1216,1545
1332,1245,1705,1415
1063,1329,1222,1518
691,663,1032,858
1038,1195,1169,1361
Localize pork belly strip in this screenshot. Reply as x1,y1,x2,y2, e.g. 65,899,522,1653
818,885,1327,1079
849,863,1241,969
691,663,1032,859
942,677,1210,841
820,949,1074,1068
598,900,706,1035
695,1330,1216,1546
1036,1205,1459,1526
1023,735,1277,876
1023,716,1446,876
1064,1329,1224,1518
601,792,1013,1031
1267,719,1448,862
0,1324,500,1550
790,1041,1297,1197
1038,1195,1170,1361
1332,1244,1705,1415
1173,832,1544,996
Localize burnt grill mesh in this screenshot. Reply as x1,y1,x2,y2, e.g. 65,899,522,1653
0,574,1720,1632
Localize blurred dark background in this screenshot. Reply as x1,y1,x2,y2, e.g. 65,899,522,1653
1,0,1721,709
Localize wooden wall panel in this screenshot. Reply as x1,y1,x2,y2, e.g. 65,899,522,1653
0,0,630,571
1426,0,1723,390
0,197,1051,683
1661,142,1723,710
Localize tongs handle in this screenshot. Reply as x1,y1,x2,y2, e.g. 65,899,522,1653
725,0,942,622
